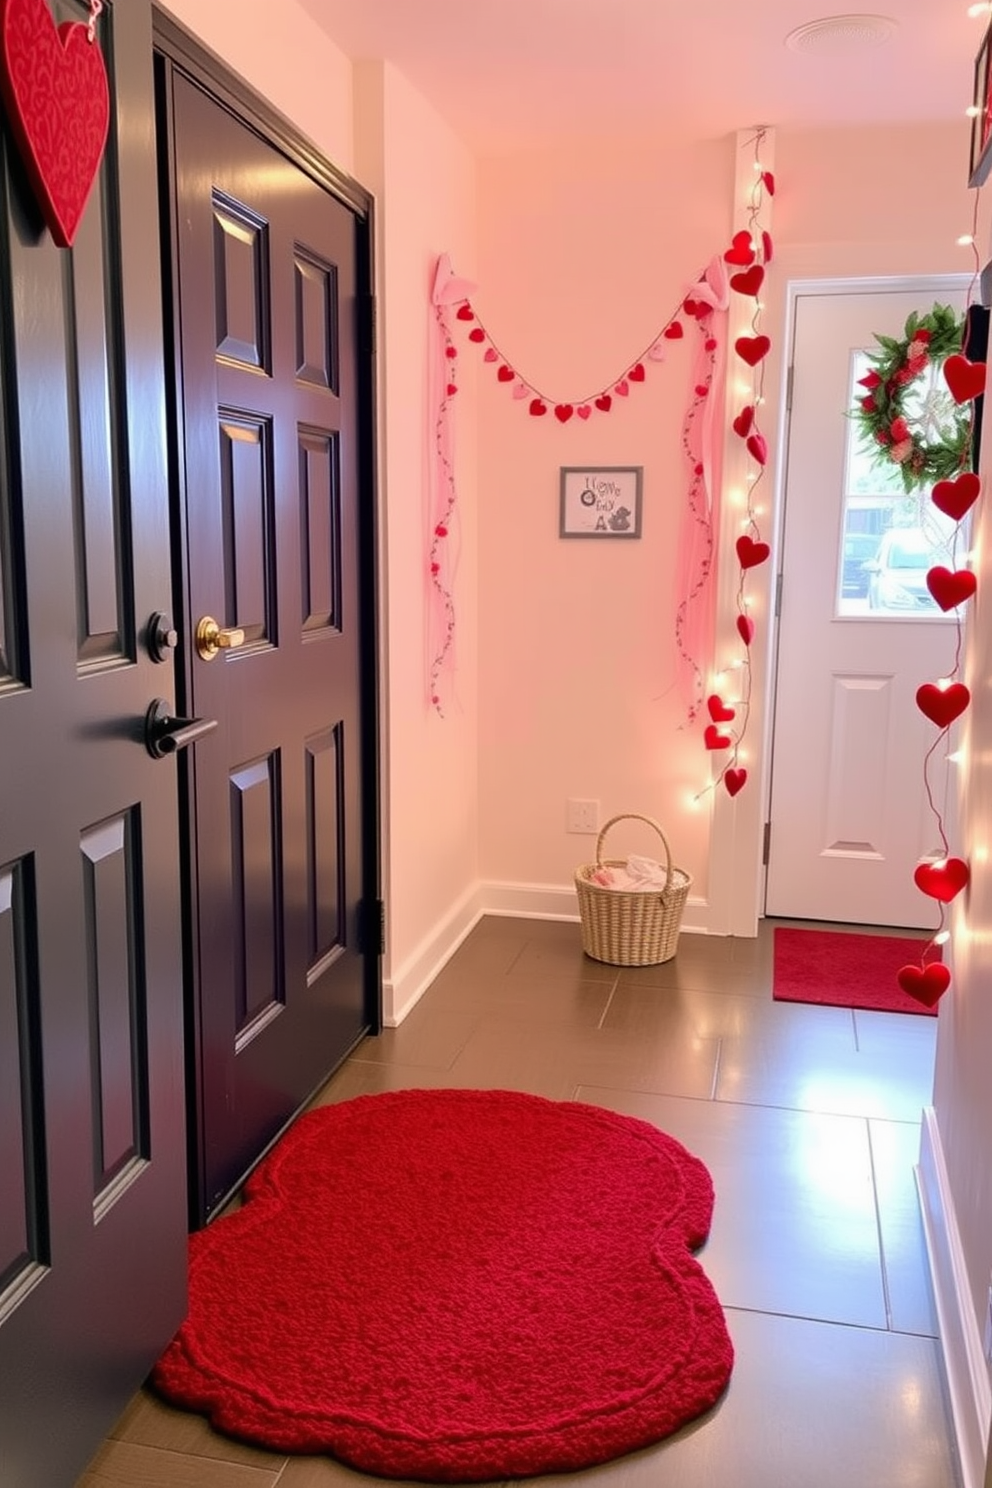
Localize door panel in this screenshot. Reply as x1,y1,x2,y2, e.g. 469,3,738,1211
0,5,187,1485
767,286,965,926
167,74,373,1221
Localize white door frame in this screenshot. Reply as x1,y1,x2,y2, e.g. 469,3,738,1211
706,271,971,937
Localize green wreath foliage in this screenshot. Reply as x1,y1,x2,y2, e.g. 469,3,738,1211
852,303,971,493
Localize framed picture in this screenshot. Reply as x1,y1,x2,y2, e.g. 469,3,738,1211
970,20,992,187
559,466,643,539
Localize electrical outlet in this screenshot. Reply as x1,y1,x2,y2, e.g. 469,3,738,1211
567,799,600,834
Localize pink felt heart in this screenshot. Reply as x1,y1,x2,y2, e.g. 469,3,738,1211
468,328,485,343
704,724,732,751
595,394,612,413
664,323,684,340
724,767,747,797
648,342,667,361
926,566,977,611
629,363,645,382
529,399,548,417
736,614,755,645
914,858,970,903
497,365,515,382
456,305,475,321
615,380,629,396
729,264,765,297
724,231,756,267
736,335,771,367
896,962,951,1008
512,383,529,400
0,0,110,248
484,347,498,363
707,694,735,723
554,404,574,423
732,406,755,438
931,472,981,521
943,354,987,405
916,682,971,728
736,535,770,570
746,432,768,466
577,404,592,420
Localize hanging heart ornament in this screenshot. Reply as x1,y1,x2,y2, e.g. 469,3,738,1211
896,962,950,1008
0,0,111,247
913,857,970,903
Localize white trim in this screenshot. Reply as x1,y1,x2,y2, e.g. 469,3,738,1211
917,1106,991,1488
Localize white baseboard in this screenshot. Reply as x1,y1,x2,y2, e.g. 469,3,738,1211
918,1106,991,1488
383,879,713,1026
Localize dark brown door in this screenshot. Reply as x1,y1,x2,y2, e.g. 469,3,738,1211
164,70,377,1221
0,5,188,1485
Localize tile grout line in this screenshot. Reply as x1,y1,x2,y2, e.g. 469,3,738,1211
865,1118,895,1332
596,971,621,1029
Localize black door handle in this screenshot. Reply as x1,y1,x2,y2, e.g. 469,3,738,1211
145,699,218,759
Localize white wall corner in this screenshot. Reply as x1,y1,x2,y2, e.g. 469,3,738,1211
383,882,486,1026
918,1106,991,1488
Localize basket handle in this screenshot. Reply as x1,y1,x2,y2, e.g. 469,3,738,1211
595,813,673,889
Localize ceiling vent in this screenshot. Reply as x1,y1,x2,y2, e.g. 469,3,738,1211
785,14,898,53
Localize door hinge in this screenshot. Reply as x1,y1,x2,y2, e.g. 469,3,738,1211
762,821,772,866
774,571,783,618
785,364,794,413
359,897,385,956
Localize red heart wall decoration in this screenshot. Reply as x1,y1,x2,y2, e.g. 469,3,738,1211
746,432,768,466
614,380,629,396
554,404,573,423
931,473,981,521
483,347,498,363
761,231,774,264
724,231,755,267
529,399,547,417
736,535,770,569
729,264,765,297
707,694,735,723
704,724,732,751
456,305,475,321
732,406,755,438
735,335,771,367
915,682,970,728
595,394,612,413
736,614,755,645
914,858,970,903
724,767,747,797
896,962,951,1008
629,363,645,382
926,566,977,611
663,322,684,340
576,404,592,420
943,354,987,405
497,365,515,382
0,0,110,248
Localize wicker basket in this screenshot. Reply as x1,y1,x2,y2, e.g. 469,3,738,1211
575,813,691,966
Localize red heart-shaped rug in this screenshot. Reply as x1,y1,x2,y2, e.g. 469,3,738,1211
732,406,755,438
913,858,970,903
916,681,970,728
926,566,977,611
736,535,770,569
746,432,768,466
0,0,110,247
664,322,684,340
736,614,755,645
497,365,515,382
554,404,574,423
735,335,771,368
707,694,735,723
932,472,981,521
943,354,987,405
724,231,755,267
724,767,747,797
729,265,765,297
896,962,951,1008
704,724,732,751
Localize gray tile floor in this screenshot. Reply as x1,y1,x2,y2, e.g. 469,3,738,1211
79,916,961,1487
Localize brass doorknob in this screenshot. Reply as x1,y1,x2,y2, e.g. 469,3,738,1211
196,615,246,661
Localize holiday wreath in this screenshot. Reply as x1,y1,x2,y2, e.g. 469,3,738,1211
852,303,970,493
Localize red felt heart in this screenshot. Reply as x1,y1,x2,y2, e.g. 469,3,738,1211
497,365,515,382
736,535,770,570
729,264,765,297
932,472,981,521
468,328,485,343
896,962,951,1008
707,694,735,723
943,354,987,405
724,767,747,797
577,404,592,420
0,0,110,248
926,566,977,611
446,383,458,396
761,171,776,196
683,297,711,320
664,322,684,340
695,384,709,398
724,231,755,267
595,394,612,413
529,399,547,417
914,857,970,903
456,305,475,321
736,614,755,645
704,724,732,751
733,405,755,438
629,363,645,382
615,380,629,396
746,432,768,466
484,347,498,363
445,346,458,359
554,404,574,423
916,682,971,728
736,335,771,367
761,231,774,264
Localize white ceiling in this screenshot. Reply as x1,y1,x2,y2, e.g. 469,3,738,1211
295,1,986,154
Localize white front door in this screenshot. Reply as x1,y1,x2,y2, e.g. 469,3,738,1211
766,284,967,928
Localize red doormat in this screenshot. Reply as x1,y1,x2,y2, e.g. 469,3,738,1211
773,927,940,1016
153,1089,734,1481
